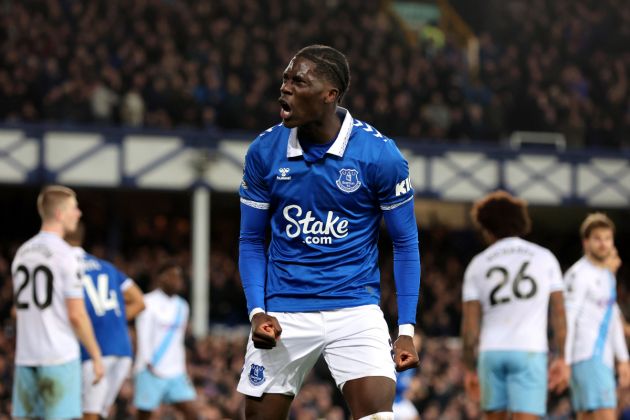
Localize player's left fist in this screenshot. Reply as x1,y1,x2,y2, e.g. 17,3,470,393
393,335,419,372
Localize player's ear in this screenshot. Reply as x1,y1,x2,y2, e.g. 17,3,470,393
324,87,339,104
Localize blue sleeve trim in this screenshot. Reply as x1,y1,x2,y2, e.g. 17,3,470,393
383,199,420,325
239,203,269,313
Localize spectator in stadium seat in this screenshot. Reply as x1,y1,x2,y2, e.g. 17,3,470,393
11,186,104,419
133,261,198,419
65,222,145,420
237,45,421,420
563,213,630,419
461,190,570,419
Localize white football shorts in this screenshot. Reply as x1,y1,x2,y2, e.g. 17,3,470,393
237,304,396,397
82,355,132,417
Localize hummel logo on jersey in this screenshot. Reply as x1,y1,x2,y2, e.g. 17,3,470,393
277,168,291,180
336,168,361,193
283,204,349,245
395,177,412,196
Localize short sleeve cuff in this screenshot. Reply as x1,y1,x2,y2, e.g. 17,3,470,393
462,292,480,302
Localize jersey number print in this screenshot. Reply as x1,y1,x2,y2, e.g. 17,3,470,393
14,264,54,310
486,261,538,306
83,274,121,317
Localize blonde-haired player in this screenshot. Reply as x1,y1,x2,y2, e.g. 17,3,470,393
11,185,103,419
564,213,630,419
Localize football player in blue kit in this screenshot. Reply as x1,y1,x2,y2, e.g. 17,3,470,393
65,223,145,420
237,45,421,420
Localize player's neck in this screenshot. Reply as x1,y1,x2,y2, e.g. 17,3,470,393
585,254,606,268
40,222,64,238
297,110,341,144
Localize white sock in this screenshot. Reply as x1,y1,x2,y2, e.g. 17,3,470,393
357,412,394,420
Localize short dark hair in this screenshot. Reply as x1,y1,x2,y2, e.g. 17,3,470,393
295,44,350,103
580,212,615,239
471,190,531,239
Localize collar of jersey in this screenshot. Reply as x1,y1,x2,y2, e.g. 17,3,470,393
286,107,353,158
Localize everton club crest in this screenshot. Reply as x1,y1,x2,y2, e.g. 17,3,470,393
336,168,361,193
248,363,266,386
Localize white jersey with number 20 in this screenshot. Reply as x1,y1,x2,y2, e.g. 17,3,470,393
463,237,564,352
11,231,84,366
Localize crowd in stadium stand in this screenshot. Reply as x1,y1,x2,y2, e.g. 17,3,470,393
1,0,629,148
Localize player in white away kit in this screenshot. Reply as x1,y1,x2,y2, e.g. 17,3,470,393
461,191,569,420
564,213,630,420
133,261,197,419
11,185,103,419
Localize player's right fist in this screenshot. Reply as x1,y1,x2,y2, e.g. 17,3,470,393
251,312,282,349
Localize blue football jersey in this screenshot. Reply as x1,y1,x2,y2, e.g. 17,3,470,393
240,108,414,312
78,251,133,360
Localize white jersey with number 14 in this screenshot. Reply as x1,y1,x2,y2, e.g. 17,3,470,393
463,237,564,352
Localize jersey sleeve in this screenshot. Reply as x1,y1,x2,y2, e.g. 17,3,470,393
375,140,414,211
62,251,84,298
547,252,564,293
240,137,270,209
462,258,480,302
116,268,134,291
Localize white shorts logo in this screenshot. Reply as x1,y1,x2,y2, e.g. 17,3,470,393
336,168,361,193
283,204,349,245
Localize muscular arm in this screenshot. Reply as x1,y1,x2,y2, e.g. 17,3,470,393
66,298,102,361
461,300,481,371
123,282,145,321
67,297,104,383
549,291,567,357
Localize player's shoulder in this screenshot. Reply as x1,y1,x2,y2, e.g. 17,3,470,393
464,252,485,277
351,119,408,166
351,118,389,142
519,238,558,261
351,118,398,152
88,254,117,274
249,124,288,151
564,257,591,279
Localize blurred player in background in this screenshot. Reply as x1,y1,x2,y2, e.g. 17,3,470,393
133,261,197,419
564,213,630,420
11,185,103,419
237,44,421,420
65,222,145,420
461,190,569,420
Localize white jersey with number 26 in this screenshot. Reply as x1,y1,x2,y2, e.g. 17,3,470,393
11,231,84,366
463,237,564,352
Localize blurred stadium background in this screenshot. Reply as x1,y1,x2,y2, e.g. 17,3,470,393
1,0,630,418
